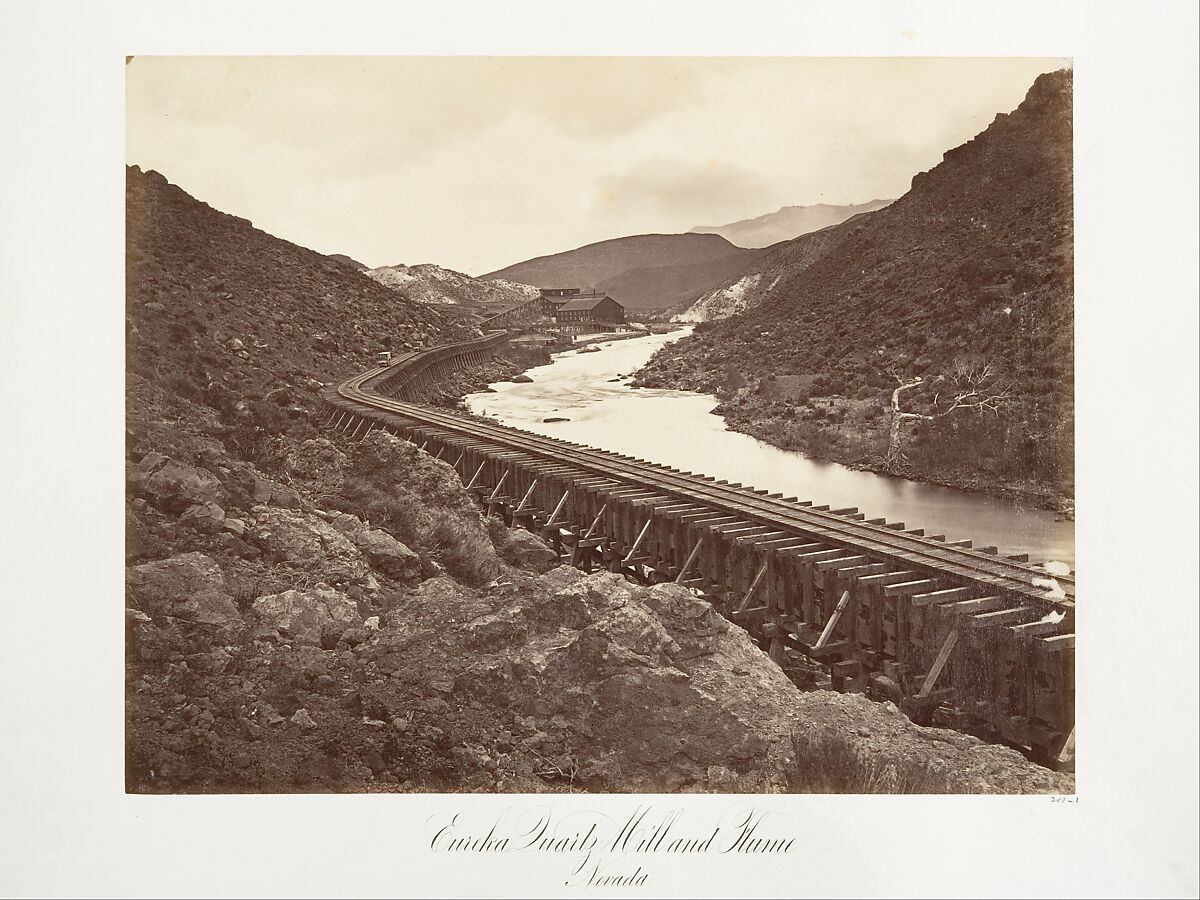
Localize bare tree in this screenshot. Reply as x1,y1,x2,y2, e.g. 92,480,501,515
884,361,1015,468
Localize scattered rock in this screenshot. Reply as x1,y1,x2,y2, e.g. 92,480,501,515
224,464,274,506
285,438,348,487
264,386,293,406
130,454,228,514
180,501,226,533
249,507,368,581
251,585,361,646
352,529,421,580
268,483,303,510
126,552,241,627
290,708,317,729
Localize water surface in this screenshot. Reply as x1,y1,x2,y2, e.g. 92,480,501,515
465,330,1074,568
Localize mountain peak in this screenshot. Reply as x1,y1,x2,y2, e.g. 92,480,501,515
481,232,766,310
689,199,895,248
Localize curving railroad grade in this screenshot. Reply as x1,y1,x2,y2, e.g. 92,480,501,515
322,331,1075,768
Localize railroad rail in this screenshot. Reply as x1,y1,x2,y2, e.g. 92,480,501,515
322,331,1075,767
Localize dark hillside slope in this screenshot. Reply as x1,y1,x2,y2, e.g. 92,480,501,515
326,253,368,271
636,70,1074,509
594,250,778,311
482,233,766,310
126,166,476,429
676,214,868,322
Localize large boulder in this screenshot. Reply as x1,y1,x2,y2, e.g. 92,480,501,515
252,585,361,646
180,501,226,533
223,463,273,507
349,432,483,532
248,507,368,581
285,438,348,490
125,552,241,627
129,453,227,514
353,564,1073,794
321,511,421,580
497,528,558,572
353,529,421,580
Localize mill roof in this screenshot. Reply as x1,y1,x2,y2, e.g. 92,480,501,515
556,294,620,312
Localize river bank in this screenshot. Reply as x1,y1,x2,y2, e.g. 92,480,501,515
465,331,1074,568
632,340,1074,521
700,392,1075,520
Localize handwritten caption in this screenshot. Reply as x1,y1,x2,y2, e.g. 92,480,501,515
426,805,797,887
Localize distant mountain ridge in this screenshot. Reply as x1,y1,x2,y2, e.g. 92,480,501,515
482,233,768,311
690,199,894,248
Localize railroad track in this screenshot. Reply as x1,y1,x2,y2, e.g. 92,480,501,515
322,331,1075,766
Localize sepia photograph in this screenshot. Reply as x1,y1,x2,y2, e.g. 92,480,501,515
122,55,1080,796
3,1,1198,896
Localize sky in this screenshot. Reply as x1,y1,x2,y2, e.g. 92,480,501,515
126,56,1068,275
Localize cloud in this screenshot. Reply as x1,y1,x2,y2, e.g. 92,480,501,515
593,156,777,227
515,57,714,138
127,57,714,177
126,56,1069,273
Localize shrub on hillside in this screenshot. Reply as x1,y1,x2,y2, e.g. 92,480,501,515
426,509,500,587
785,730,952,794
326,477,425,547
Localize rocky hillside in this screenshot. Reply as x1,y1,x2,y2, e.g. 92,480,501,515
690,199,893,248
126,166,478,426
365,262,537,314
483,233,768,311
326,253,368,271
636,70,1075,510
675,216,861,322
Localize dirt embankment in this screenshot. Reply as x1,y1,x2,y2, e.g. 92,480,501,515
126,382,1072,794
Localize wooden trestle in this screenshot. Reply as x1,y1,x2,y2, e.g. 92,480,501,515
324,332,1076,768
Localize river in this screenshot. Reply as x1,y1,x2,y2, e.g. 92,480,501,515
464,330,1075,569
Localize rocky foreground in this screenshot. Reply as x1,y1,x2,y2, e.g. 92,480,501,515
126,381,1072,795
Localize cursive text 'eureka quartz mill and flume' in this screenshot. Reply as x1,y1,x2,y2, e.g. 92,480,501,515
428,806,796,882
